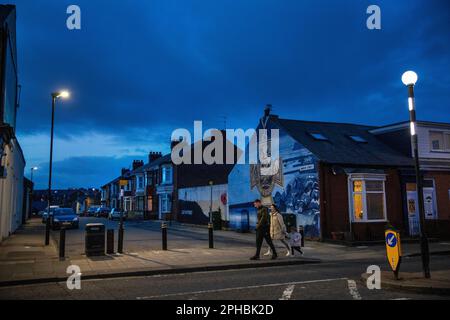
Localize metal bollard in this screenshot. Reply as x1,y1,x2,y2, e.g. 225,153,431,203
299,226,305,247
208,223,214,249
162,222,167,250
45,219,51,246
107,229,115,254
118,226,124,254
59,228,66,258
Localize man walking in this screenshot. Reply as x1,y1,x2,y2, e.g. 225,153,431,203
250,199,277,260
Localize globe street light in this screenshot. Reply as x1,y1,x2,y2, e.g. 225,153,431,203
30,166,38,183
401,71,430,279
45,90,70,246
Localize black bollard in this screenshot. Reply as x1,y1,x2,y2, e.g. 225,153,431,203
118,227,124,254
59,228,66,258
45,218,51,246
107,229,115,254
208,223,214,249
299,226,305,247
162,222,167,250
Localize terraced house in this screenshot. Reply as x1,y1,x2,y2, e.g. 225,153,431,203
101,152,175,220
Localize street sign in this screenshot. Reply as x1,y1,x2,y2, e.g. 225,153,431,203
119,179,128,186
385,229,402,279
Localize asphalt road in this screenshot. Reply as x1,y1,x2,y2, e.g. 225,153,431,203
1,255,448,300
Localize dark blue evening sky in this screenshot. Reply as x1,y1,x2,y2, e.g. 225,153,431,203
11,0,450,189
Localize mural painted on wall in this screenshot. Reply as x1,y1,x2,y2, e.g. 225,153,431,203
178,185,228,225
228,120,320,238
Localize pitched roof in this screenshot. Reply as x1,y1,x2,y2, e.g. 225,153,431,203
272,117,413,167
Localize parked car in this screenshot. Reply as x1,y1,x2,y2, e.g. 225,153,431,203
109,208,128,221
87,206,100,217
51,208,79,230
41,206,60,224
95,207,111,218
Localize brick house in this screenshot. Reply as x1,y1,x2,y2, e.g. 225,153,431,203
371,121,450,239
174,130,240,226
227,110,448,242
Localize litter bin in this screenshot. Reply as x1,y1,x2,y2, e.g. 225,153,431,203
85,223,105,256
212,211,222,230
282,213,297,232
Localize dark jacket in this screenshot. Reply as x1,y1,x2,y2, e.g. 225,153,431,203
256,206,270,230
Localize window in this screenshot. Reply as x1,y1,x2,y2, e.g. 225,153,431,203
309,132,328,141
349,176,386,222
429,131,450,151
161,166,173,184
349,135,367,143
137,176,144,189
3,35,18,129
160,194,171,213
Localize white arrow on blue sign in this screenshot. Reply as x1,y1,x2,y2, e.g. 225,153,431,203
386,232,397,247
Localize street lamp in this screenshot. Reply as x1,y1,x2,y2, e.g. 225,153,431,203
45,90,70,246
30,166,38,183
401,71,431,279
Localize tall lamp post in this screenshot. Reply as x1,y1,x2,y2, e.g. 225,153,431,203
45,90,70,245
209,180,213,224
30,166,38,183
401,71,431,279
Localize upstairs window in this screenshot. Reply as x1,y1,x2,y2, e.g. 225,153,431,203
429,131,450,152
309,132,328,141
161,166,173,184
137,176,144,189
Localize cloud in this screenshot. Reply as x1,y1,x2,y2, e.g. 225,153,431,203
11,0,450,188
30,155,148,190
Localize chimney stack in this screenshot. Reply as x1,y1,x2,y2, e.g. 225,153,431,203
132,160,144,170
148,151,162,163
264,104,272,118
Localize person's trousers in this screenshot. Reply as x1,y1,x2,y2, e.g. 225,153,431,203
291,246,303,255
255,227,277,256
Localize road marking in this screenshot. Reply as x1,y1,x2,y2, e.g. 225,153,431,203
136,277,347,300
279,284,295,300
347,280,362,300
391,298,410,300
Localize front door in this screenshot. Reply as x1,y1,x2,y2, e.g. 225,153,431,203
406,180,438,236
423,187,437,219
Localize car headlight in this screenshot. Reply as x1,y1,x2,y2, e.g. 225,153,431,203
53,218,59,222
73,217,79,221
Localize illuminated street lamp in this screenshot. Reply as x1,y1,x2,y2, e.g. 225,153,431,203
45,90,70,246
30,166,38,183
401,71,430,279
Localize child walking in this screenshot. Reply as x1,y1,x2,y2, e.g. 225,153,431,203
289,226,303,256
